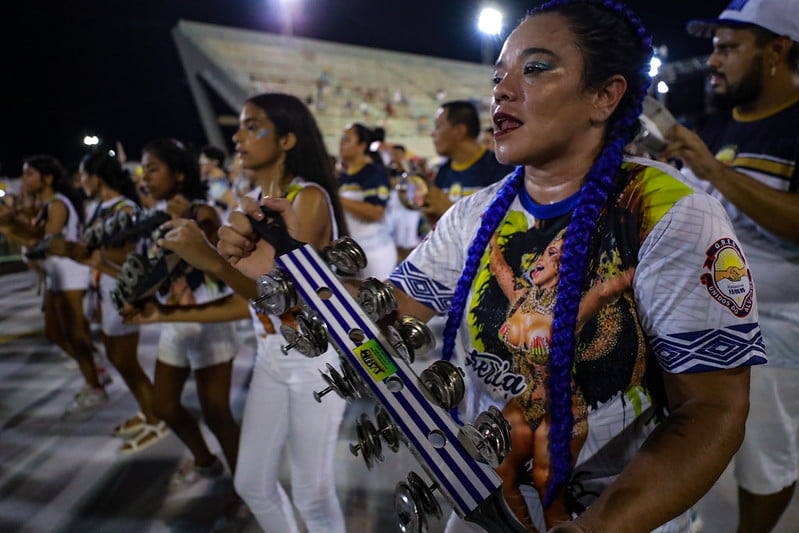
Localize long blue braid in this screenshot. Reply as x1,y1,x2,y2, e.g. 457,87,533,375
441,166,525,364
440,0,653,508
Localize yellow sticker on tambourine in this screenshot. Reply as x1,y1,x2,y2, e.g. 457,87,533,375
354,339,397,382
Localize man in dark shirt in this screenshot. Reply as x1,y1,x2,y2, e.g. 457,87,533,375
663,1,799,531
422,100,513,223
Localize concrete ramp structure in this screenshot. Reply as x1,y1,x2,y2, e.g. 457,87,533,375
172,20,493,158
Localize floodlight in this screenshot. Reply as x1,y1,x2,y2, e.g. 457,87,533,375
478,7,503,36
649,56,662,77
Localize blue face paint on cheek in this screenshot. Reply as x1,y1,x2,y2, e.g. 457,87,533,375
256,129,270,139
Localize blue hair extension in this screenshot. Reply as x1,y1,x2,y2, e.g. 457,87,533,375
441,166,525,363
531,0,653,506
439,0,652,507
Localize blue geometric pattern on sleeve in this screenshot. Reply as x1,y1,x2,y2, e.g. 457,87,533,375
651,323,767,373
388,262,454,313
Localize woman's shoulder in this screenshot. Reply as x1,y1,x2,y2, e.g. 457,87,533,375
621,156,732,240
289,179,328,202
46,196,70,217
622,155,702,194
362,162,389,180
621,156,706,212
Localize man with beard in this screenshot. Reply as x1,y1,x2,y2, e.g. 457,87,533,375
664,1,799,531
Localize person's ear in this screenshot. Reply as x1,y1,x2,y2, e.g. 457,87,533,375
590,74,627,124
766,35,792,75
456,122,470,140
280,132,297,152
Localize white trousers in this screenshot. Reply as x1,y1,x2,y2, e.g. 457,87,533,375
234,334,346,533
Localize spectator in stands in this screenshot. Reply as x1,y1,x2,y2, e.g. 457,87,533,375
199,145,234,215
337,123,397,279
0,155,104,418
423,100,514,225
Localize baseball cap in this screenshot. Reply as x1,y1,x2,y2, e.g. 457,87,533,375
687,0,799,42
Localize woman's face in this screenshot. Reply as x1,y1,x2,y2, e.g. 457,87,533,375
490,14,599,167
531,238,563,289
142,152,180,201
21,163,45,194
338,127,364,162
232,102,284,171
79,166,99,197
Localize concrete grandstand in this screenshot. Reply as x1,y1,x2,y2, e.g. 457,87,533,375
172,20,494,159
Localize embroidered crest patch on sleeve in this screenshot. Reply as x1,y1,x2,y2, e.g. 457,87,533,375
700,238,754,317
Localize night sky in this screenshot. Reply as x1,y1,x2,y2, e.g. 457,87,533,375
2,0,730,175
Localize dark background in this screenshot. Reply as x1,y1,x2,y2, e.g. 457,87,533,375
1,0,729,176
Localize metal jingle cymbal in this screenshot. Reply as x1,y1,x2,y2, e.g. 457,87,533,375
375,405,401,453
295,312,328,356
407,472,441,519
419,360,465,410
394,478,425,533
252,268,296,315
350,413,383,470
395,316,435,360
358,277,397,320
324,237,367,275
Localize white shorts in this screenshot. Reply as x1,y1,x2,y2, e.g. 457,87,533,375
43,256,91,292
359,238,398,281
734,364,799,494
156,320,238,369
98,274,139,337
389,206,422,249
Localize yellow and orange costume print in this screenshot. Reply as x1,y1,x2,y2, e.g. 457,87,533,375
464,162,695,511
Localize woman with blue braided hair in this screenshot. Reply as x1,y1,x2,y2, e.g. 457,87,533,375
218,1,765,531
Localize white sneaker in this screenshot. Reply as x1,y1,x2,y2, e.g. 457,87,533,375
169,456,224,489
63,386,108,419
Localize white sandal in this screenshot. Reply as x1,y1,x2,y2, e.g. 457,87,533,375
112,412,146,437
118,422,169,455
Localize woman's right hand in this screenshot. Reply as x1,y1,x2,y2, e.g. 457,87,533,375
216,196,299,280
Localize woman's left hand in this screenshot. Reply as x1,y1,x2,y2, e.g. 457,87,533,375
121,300,162,324
156,218,222,273
217,196,296,280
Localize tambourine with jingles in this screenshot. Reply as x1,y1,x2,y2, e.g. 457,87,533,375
396,173,429,210
247,207,526,533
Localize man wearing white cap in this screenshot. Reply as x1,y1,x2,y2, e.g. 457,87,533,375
663,1,799,531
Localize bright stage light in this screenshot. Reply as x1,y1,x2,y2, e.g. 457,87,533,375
83,135,100,146
649,56,662,77
478,7,503,36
